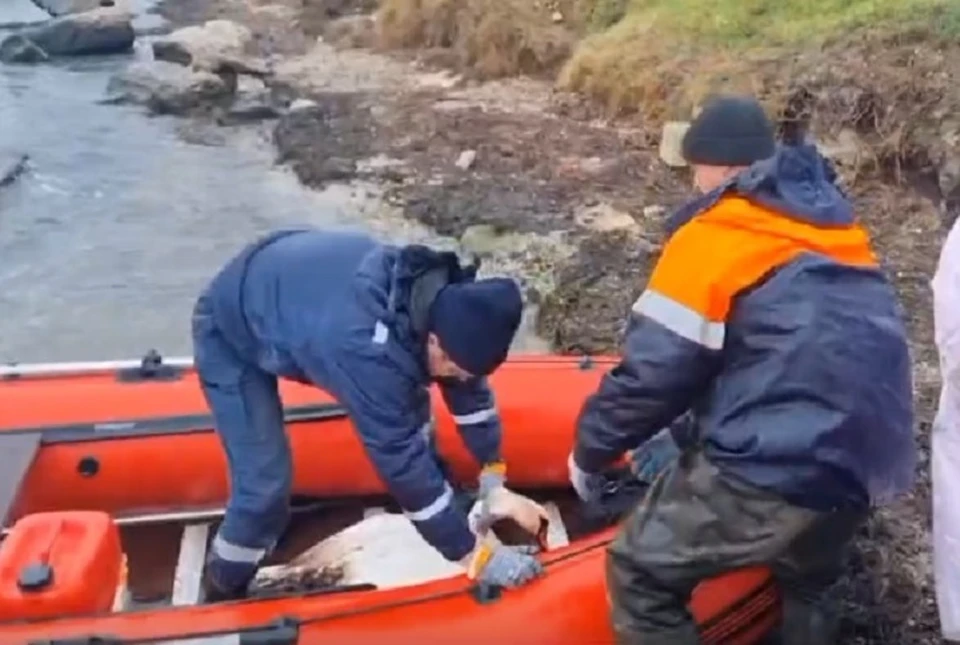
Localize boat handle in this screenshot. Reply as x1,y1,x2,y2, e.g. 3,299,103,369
469,581,504,604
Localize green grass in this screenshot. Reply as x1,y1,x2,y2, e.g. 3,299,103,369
610,0,960,48
558,0,960,118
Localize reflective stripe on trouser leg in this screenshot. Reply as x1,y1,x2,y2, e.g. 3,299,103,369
202,358,292,590
193,323,293,592
210,365,292,550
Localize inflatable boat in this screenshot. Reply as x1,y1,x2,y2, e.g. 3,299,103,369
0,351,779,644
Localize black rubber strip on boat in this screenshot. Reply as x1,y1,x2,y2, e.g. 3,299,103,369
3,402,348,444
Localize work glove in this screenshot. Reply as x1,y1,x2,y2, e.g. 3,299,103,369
630,427,681,484
468,463,549,537
567,451,607,504
462,539,544,588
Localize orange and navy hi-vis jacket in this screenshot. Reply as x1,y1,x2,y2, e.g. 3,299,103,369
573,144,917,511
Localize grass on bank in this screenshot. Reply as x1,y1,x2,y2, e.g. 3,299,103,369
376,0,960,127
559,0,960,118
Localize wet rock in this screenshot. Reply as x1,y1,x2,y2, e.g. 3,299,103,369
0,153,29,187
659,121,690,167
537,230,661,353
105,60,233,116
219,76,282,124
0,35,48,64
151,20,257,74
288,98,318,112
18,7,134,57
29,0,105,17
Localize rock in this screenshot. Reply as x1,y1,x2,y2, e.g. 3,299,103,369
0,153,29,186
151,20,254,72
20,7,134,57
551,10,563,22
288,98,318,112
219,76,281,124
29,0,105,17
0,34,49,64
313,157,356,182
105,60,233,115
455,149,477,170
460,224,504,257
659,121,690,167
574,202,639,234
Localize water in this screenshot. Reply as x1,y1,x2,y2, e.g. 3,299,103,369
0,0,539,364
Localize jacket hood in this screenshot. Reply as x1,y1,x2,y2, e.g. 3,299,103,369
667,143,853,235
354,243,480,347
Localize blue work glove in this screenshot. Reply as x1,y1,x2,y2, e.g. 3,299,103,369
567,452,607,504
464,541,544,588
630,427,680,484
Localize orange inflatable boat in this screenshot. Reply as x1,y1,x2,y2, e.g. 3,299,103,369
0,351,779,644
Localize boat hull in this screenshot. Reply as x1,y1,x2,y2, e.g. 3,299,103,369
0,530,778,645
0,354,782,643
2,355,616,521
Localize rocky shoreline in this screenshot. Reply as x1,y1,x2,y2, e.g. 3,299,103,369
152,2,950,642
1,0,947,641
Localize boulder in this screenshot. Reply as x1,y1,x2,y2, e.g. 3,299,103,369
105,60,233,115
0,34,49,63
28,0,107,17
151,20,255,73
20,7,134,57
218,76,282,125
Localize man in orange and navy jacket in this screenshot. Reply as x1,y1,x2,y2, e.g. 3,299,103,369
566,95,917,645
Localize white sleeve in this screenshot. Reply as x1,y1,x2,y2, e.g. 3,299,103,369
931,218,960,641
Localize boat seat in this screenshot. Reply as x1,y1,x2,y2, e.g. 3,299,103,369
0,432,41,527
171,522,211,606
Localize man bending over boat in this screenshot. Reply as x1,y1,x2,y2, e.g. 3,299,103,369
566,95,917,645
192,228,549,601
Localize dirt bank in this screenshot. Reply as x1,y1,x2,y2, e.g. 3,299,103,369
153,0,950,642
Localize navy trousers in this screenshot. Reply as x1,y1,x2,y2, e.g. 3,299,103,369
191,293,293,593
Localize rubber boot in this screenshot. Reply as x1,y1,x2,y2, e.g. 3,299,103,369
200,557,256,603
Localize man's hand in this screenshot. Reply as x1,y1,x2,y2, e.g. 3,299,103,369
567,451,607,503
468,486,549,537
462,539,544,588
629,427,681,484
469,462,549,537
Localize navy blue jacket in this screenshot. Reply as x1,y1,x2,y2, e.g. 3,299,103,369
574,144,917,511
203,229,503,560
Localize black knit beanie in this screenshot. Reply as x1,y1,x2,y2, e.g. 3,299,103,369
429,278,523,376
681,95,776,166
